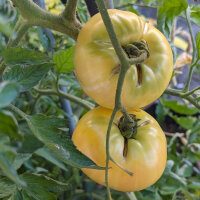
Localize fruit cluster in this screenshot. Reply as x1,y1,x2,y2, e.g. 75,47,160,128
72,9,173,192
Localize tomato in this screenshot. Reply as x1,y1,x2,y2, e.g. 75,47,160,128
74,9,173,109
72,107,167,192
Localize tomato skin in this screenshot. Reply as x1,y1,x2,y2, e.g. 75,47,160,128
74,9,173,109
72,107,167,192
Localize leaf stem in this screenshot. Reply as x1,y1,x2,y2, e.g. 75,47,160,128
8,104,28,120
62,0,78,20
11,0,82,40
184,86,200,96
183,59,199,92
95,0,149,198
164,88,200,109
34,88,95,110
7,17,30,47
185,8,196,63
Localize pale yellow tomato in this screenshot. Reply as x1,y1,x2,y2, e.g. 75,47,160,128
74,9,173,109
72,107,167,192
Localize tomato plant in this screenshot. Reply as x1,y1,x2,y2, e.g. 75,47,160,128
72,107,167,192
74,9,173,109
0,0,200,199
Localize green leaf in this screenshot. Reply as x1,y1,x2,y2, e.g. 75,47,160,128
38,28,49,51
196,31,200,59
8,189,23,200
53,46,75,74
3,63,52,91
163,100,199,115
18,134,43,153
178,164,193,177
0,81,20,109
35,147,68,171
20,173,70,200
164,160,187,186
0,110,22,139
0,178,16,198
190,5,200,26
27,114,103,169
181,187,196,200
1,47,49,65
157,0,188,38
171,115,197,130
155,103,167,124
128,7,140,16
0,0,16,37
13,154,32,170
0,20,13,38
0,153,26,186
188,181,200,190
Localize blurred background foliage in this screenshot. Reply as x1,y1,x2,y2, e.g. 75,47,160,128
0,0,200,200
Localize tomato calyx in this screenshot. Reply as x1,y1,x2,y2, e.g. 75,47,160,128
111,40,149,86
123,40,150,59
118,114,139,140
118,108,151,157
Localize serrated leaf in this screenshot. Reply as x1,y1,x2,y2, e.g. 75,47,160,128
196,31,200,59
26,114,103,169
53,46,75,74
21,173,71,193
0,110,21,139
0,153,26,186
157,0,188,38
0,81,20,109
35,147,68,171
8,189,23,200
164,100,199,115
1,47,49,65
0,178,16,198
19,173,70,200
3,63,52,91
13,154,32,170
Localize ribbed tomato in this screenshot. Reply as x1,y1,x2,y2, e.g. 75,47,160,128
74,9,173,109
72,107,167,192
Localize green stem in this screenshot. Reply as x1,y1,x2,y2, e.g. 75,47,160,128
120,106,133,122
7,18,30,47
34,88,94,110
95,0,129,67
8,104,28,120
165,88,200,109
95,1,149,197
62,0,79,20
185,8,196,63
183,59,199,92
185,96,200,109
11,0,82,40
105,108,117,200
184,86,200,96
